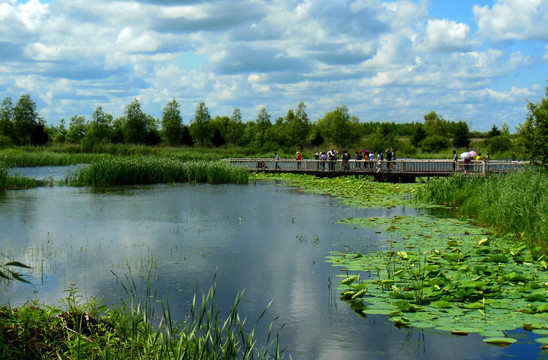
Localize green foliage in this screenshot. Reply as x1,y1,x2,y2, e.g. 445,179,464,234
317,105,360,148
417,169,548,249
0,281,284,360
0,260,31,283
190,102,212,146
161,99,183,146
419,134,449,153
516,85,548,167
69,157,249,186
122,98,148,144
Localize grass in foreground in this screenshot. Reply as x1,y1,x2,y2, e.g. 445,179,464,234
0,279,284,360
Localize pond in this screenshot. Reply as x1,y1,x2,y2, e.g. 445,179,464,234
0,167,544,359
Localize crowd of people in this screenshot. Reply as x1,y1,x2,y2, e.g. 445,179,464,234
278,148,399,172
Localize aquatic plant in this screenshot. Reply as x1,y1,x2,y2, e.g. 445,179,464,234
0,277,284,359
329,214,548,343
417,168,548,250
0,164,48,190
68,157,249,186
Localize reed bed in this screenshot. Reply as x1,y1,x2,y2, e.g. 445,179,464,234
0,277,284,359
0,149,108,167
0,164,48,190
69,157,249,186
417,168,548,251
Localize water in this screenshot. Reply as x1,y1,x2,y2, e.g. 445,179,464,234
0,167,544,359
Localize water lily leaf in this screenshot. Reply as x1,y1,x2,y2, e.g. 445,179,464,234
525,293,547,302
483,337,517,345
430,300,452,309
341,276,358,285
535,337,548,345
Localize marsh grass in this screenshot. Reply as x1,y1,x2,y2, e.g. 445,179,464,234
0,164,49,190
0,272,284,360
417,168,548,251
68,157,249,186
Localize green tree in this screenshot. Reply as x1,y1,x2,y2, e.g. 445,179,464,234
291,102,310,148
254,107,272,149
190,102,211,146
86,106,113,144
317,105,357,148
452,121,470,148
487,124,501,138
13,94,39,145
411,123,427,147
0,97,15,145
517,85,548,167
122,98,148,144
423,111,449,137
161,99,183,146
226,108,245,145
65,115,87,143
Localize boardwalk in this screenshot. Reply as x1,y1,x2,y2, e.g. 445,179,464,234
223,158,526,182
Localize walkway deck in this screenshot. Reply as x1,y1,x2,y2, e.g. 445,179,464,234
222,158,526,182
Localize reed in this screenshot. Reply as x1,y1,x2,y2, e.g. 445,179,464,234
68,157,249,186
0,164,48,190
417,168,548,251
0,277,284,359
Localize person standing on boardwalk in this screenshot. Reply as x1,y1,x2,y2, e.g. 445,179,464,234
296,152,302,169
452,150,458,172
275,152,280,170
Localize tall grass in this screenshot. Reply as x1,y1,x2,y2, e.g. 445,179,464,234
0,275,284,359
69,157,249,186
0,164,48,190
417,168,548,251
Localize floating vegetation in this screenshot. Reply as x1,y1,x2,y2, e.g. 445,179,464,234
328,214,548,343
254,173,419,208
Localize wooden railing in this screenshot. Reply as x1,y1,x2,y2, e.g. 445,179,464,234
222,158,527,177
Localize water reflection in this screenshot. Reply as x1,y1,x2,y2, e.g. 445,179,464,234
0,176,544,359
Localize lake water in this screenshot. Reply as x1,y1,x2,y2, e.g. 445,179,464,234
0,167,544,359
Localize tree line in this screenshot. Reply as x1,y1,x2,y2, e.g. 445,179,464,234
0,89,546,164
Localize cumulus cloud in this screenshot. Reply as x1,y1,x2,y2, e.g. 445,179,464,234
474,0,548,41
0,0,545,131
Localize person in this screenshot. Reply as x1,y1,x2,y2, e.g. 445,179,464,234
452,150,458,172
376,153,382,173
475,152,482,171
355,151,362,169
342,150,350,170
391,149,396,169
296,151,302,169
275,152,280,170
486,153,490,162
464,156,472,174
314,152,320,169
368,152,374,170
385,149,392,171
331,150,337,170
320,152,327,170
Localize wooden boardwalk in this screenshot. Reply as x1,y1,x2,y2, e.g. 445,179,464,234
222,158,526,182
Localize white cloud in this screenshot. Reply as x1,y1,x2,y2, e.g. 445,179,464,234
0,0,545,131
474,0,548,41
419,19,471,52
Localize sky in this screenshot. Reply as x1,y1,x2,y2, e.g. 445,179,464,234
0,0,547,132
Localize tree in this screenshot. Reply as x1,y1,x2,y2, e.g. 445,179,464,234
254,107,272,149
66,115,87,143
122,98,148,144
487,125,501,138
161,99,183,146
86,106,113,144
411,124,427,147
190,102,211,146
452,121,470,148
291,102,310,148
423,111,449,137
226,108,245,145
0,97,15,145
517,85,548,167
317,105,355,148
13,94,39,145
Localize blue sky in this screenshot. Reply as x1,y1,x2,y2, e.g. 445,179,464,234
0,0,547,132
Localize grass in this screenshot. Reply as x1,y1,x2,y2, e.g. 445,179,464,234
68,157,250,186
0,274,284,360
0,165,50,190
416,167,547,252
